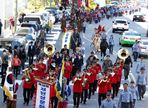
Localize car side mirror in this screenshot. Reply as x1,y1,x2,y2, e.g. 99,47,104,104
112,21,114,23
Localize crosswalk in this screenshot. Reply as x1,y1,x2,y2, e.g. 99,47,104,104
45,24,61,45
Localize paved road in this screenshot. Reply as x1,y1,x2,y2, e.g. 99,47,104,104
0,8,148,108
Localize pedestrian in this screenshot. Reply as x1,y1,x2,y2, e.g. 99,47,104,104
73,52,83,72
22,68,33,106
124,55,133,80
102,55,113,72
82,19,87,33
118,81,133,108
61,44,69,57
132,40,140,62
100,92,117,108
136,67,147,100
12,55,21,79
1,50,8,80
72,71,83,108
61,15,66,32
98,74,108,106
129,81,138,108
0,19,3,36
100,39,108,61
81,69,90,104
18,45,26,71
135,57,145,73
28,41,35,65
108,35,114,54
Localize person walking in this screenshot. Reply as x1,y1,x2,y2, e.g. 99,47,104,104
136,67,147,100
0,19,3,36
124,55,133,80
129,81,138,108
102,55,113,72
1,50,9,80
135,57,145,73
72,72,83,108
28,41,35,65
92,33,101,52
118,81,133,108
22,68,33,106
12,55,21,79
82,20,87,33
18,45,26,71
100,39,108,61
100,92,117,108
132,40,140,62
108,35,114,54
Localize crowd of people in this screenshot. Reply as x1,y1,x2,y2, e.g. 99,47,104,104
0,4,146,108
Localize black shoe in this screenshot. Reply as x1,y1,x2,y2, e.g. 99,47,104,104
23,102,26,105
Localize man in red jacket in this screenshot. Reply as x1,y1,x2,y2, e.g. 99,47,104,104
72,71,83,108
22,68,34,105
87,66,95,99
81,69,90,104
64,60,72,85
98,75,108,106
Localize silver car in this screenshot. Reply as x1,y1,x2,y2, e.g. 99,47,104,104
139,39,148,56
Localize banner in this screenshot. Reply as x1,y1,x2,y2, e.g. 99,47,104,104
62,31,73,49
35,82,50,108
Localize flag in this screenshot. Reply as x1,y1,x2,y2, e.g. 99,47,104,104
2,72,14,100
59,59,65,88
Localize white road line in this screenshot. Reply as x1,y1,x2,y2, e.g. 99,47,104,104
106,27,112,35
82,33,92,42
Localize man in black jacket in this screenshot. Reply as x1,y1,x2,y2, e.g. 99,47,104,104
124,55,133,80
28,41,35,65
19,45,26,71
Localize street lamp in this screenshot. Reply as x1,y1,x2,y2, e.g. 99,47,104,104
14,0,18,32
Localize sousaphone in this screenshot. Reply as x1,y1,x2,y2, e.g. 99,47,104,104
44,44,55,57
118,48,129,60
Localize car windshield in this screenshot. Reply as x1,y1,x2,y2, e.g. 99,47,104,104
116,20,126,23
124,32,140,36
24,17,41,24
26,35,33,40
16,29,30,34
142,41,148,45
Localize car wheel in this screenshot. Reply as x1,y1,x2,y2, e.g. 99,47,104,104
112,29,115,33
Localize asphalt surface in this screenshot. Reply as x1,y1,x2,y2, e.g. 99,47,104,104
0,8,148,108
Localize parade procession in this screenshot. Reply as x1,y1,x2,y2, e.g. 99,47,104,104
0,0,148,108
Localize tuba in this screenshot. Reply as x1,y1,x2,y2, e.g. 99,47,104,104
117,48,129,60
44,44,55,57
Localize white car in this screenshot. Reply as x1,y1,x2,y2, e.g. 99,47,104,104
112,19,129,33
139,39,148,56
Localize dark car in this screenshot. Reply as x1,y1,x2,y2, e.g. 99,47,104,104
133,14,146,22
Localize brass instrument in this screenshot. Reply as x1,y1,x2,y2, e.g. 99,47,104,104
118,48,129,60
44,44,55,57
23,68,31,83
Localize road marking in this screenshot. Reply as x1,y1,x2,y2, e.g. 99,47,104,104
106,27,112,35
82,33,92,42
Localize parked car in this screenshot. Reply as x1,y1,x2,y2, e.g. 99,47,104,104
133,13,146,22
12,27,37,48
23,15,46,28
20,22,41,37
138,39,148,56
112,19,129,33
119,30,141,46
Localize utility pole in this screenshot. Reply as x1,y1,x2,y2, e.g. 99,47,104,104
14,0,18,32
